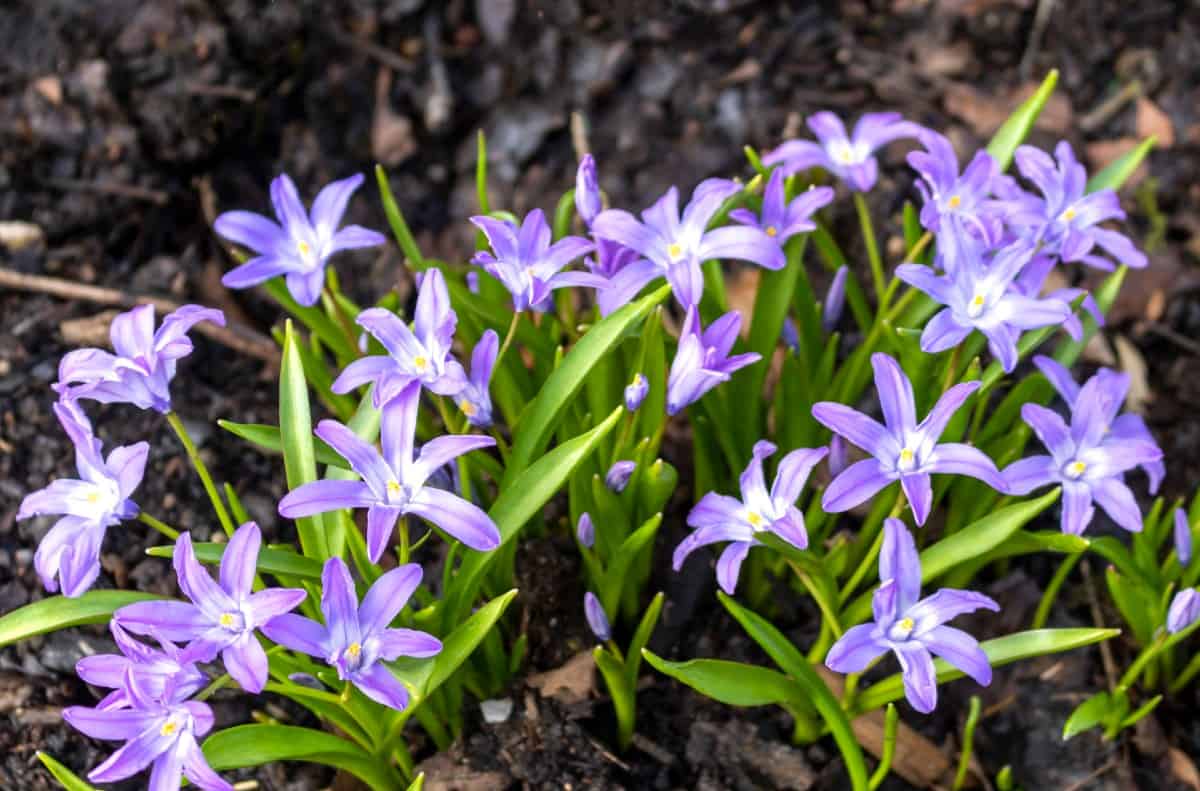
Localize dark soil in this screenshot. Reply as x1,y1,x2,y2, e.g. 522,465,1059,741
2,1,1200,789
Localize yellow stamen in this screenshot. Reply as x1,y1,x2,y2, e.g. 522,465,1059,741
971,294,985,308
899,448,914,464
219,613,236,628
386,481,403,496
667,243,683,260
898,617,915,632
346,642,362,658
1062,207,1076,222
413,356,428,371
460,400,477,417
85,492,101,504
747,512,764,528
160,720,178,736
1068,461,1087,477
947,195,962,209
765,226,778,238
297,240,311,257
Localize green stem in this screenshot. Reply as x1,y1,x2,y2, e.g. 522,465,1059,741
1031,552,1082,629
867,704,899,791
138,512,179,541
397,517,410,565
166,412,235,536
1169,652,1200,694
494,310,522,371
952,696,982,791
853,193,887,310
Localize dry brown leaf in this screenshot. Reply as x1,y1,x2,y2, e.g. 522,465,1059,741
33,75,63,105
418,752,508,791
1169,747,1200,790
528,651,595,704
1113,335,1151,414
944,82,1072,138
1135,97,1175,147
726,267,760,333
372,69,416,167
61,311,120,348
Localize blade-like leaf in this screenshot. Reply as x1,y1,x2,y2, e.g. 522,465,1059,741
1062,692,1113,740
644,653,806,707
985,70,1059,171
202,724,399,791
1087,137,1155,194
281,320,327,560
37,752,97,791
852,628,1119,713
147,542,323,580
0,591,159,648
503,285,670,484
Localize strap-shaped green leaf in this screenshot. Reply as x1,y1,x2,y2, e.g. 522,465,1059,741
644,652,806,707
147,542,322,580
1087,137,1155,194
852,628,1119,713
280,320,327,560
985,70,1058,171
1062,691,1113,740
218,420,349,470
203,723,400,791
37,752,97,791
0,591,159,648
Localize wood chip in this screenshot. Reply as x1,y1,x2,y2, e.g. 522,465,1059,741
527,651,595,704
60,310,120,348
33,75,62,105
1135,97,1175,147
1169,746,1200,790
0,220,45,251
1113,335,1151,414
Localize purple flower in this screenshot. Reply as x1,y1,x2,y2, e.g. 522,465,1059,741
263,558,442,711
606,460,636,493
624,372,649,412
470,209,603,311
64,668,230,790
1177,509,1192,567
1033,355,1164,494
1003,370,1163,535
781,317,801,354
214,173,386,306
575,154,604,225
667,306,760,415
278,384,500,561
674,441,828,594
1006,142,1147,270
823,265,849,333
728,169,833,247
812,353,1006,526
1010,253,1099,343
591,179,783,309
583,592,611,641
18,401,146,597
896,239,1072,373
332,268,467,406
1168,589,1200,634
78,623,208,711
763,111,921,192
575,156,643,315
114,523,306,694
54,304,225,413
456,330,499,428
828,435,849,478
577,512,595,548
825,518,999,713
908,131,1003,251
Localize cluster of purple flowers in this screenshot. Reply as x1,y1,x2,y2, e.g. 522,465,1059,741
19,305,225,598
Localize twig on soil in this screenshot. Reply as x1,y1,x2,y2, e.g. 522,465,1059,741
1146,322,1200,356
1018,0,1056,80
570,110,591,160
630,733,676,766
0,266,280,365
587,736,631,771
326,25,415,73
1079,80,1143,133
184,82,256,102
38,177,169,205
1080,559,1119,690
1062,758,1117,791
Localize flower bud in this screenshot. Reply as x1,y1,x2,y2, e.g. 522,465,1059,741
624,373,649,412
1176,508,1192,567
605,460,636,493
828,434,849,477
575,154,602,226
822,266,848,333
584,592,611,641
576,512,595,548
1168,588,1200,634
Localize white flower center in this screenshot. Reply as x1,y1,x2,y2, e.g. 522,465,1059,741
831,141,861,165
967,293,986,319
667,242,684,262
745,511,766,530
947,195,962,209
1059,207,1077,223
1064,460,1087,479
888,616,916,641
897,447,917,473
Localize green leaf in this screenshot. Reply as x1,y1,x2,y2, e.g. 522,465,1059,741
444,407,624,624
644,653,806,707
1120,694,1162,729
262,278,356,362
218,421,349,469
280,320,327,559
376,164,426,269
37,753,97,791
985,70,1059,171
599,514,662,617
147,542,323,580
853,628,1120,713
0,591,159,648
1087,137,1155,193
595,646,637,749
203,724,399,791
720,593,869,791
626,592,664,690
504,285,670,484
424,589,517,698
1062,692,1113,739
407,773,427,791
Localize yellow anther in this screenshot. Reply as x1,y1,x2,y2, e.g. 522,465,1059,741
85,492,101,504
667,243,683,260
971,294,985,307
1062,207,1077,222
1068,461,1087,477
899,448,914,464
460,400,477,417
413,356,428,371
947,195,962,209
160,720,178,736
386,481,403,496
346,642,362,658
898,617,915,632
219,613,236,628
747,512,765,528
297,240,311,257
765,226,778,238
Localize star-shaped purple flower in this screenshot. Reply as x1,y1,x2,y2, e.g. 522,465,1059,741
18,400,146,597
64,668,231,791
825,518,999,713
214,173,386,306
78,622,208,711
470,209,603,311
591,179,783,309
1003,366,1163,536
812,353,1006,525
263,558,442,711
666,306,760,416
54,304,225,413
114,522,307,694
278,383,500,562
763,111,921,192
728,169,833,248
673,440,828,594
896,238,1072,373
455,329,498,428
332,268,468,406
